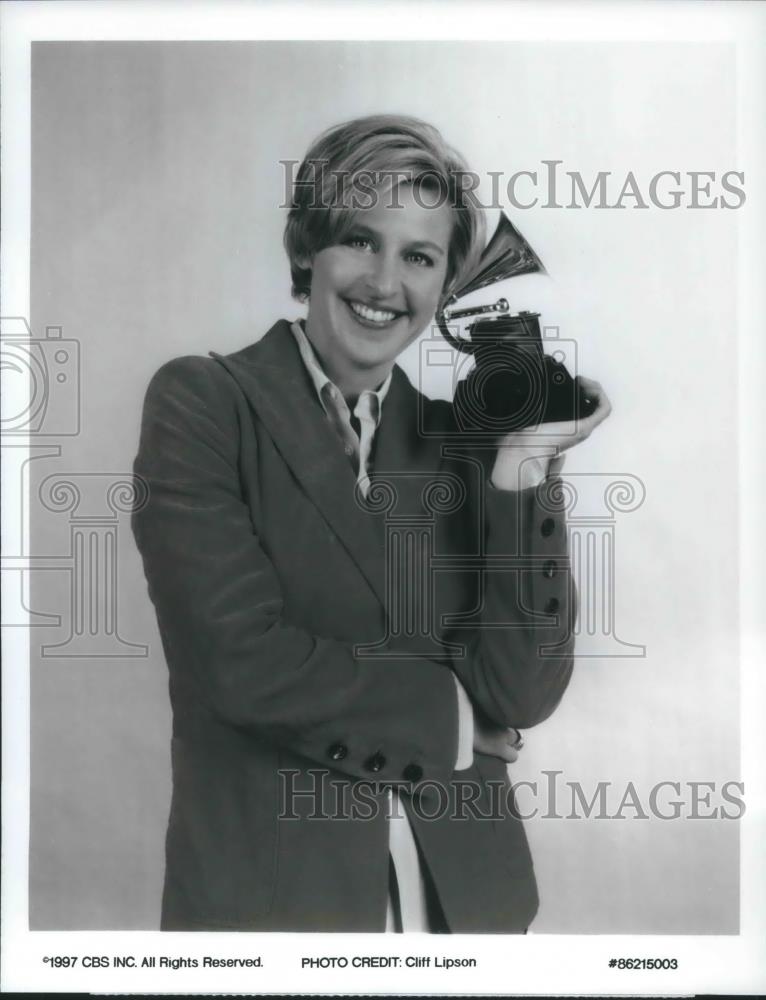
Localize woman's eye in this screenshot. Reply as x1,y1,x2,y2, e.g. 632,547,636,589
406,251,433,267
346,236,373,251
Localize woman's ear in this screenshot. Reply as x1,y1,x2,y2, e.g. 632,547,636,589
295,253,313,303
295,251,313,271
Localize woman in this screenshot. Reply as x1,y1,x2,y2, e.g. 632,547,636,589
132,114,611,933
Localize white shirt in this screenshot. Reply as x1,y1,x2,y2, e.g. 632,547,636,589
290,320,474,932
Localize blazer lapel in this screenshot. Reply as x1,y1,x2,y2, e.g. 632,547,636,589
209,321,389,609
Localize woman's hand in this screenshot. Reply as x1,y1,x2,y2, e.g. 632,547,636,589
473,715,524,765
491,376,613,491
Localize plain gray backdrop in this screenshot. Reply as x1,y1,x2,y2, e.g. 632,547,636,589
29,41,739,932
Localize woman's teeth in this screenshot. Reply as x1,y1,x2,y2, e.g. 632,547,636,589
348,300,401,324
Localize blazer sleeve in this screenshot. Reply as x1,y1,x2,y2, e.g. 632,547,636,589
131,355,459,787
447,474,578,732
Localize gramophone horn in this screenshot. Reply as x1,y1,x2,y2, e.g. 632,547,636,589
437,212,546,351
453,212,546,301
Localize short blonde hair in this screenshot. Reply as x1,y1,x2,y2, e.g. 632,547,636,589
283,114,485,308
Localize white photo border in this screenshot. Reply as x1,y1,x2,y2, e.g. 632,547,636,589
2,0,765,995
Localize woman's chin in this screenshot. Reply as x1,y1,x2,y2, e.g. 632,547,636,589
336,323,393,364
345,342,389,371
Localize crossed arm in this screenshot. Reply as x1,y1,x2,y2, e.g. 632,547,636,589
132,356,581,787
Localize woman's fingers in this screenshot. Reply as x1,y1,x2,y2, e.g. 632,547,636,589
538,383,612,442
475,725,523,763
508,727,524,750
495,378,612,453
576,376,612,433
485,737,518,764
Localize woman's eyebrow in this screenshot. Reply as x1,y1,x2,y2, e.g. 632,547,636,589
408,239,446,257
346,222,378,237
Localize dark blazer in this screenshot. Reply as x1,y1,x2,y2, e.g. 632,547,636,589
131,319,577,933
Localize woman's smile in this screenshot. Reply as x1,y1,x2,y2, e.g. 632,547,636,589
344,297,408,328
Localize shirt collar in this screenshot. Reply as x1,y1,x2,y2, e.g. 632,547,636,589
290,319,392,424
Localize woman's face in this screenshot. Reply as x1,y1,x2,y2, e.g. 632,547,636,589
304,182,453,394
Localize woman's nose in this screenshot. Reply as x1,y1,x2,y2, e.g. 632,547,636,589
363,252,399,299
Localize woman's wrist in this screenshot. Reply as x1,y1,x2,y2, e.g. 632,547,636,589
491,447,556,492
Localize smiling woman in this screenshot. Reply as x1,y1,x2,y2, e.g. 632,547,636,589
132,113,607,933
283,115,485,398
303,183,453,396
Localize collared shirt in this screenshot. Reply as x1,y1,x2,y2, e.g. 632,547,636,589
291,319,392,501
291,319,448,933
